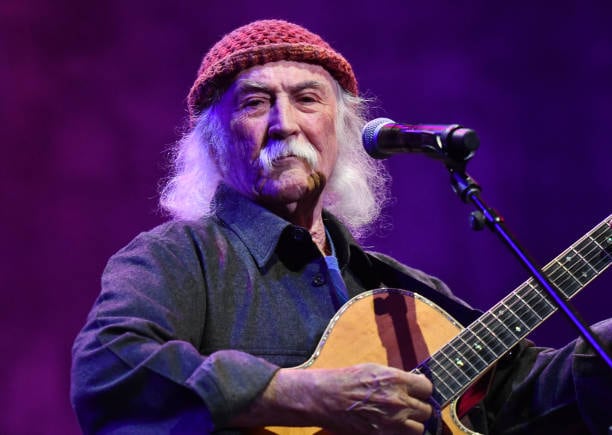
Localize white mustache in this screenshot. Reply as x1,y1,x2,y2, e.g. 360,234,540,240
258,139,318,171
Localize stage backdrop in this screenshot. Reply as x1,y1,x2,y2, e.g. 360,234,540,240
1,1,610,433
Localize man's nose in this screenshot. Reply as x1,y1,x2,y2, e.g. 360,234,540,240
268,98,299,139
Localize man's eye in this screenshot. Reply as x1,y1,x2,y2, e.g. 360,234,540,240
242,98,268,108
298,95,317,103
244,99,265,107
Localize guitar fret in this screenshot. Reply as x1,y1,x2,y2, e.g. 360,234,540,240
435,341,481,380
429,370,453,404
571,247,598,274
431,349,472,387
446,339,486,376
430,357,478,403
502,293,539,320
471,318,508,356
555,240,599,286
495,300,530,337
421,215,612,408
414,361,454,404
523,281,556,317
594,233,612,267
485,311,521,345
590,232,606,250
551,259,583,287
547,269,580,299
509,290,543,326
571,230,608,270
579,235,609,272
425,362,461,404
501,292,540,327
543,261,571,295
546,228,608,283
457,329,497,365
592,231,612,265
568,247,598,285
430,329,505,404
453,334,490,368
544,235,605,300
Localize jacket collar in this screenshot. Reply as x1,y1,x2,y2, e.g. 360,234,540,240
213,184,291,269
212,184,362,271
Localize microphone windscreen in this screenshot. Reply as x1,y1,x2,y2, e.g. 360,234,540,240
362,117,394,157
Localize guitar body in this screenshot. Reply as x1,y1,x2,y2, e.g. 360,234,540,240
252,288,481,435
248,215,612,434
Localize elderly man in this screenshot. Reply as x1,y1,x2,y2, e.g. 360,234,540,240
71,20,610,434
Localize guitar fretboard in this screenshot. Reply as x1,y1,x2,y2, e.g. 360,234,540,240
416,216,612,406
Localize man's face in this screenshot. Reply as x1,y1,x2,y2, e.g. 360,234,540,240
215,60,339,206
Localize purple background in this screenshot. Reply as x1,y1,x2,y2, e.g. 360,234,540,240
2,1,610,433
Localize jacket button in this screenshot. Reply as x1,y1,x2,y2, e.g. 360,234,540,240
312,273,326,286
292,228,307,241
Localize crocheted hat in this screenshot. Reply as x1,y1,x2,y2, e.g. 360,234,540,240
187,19,358,119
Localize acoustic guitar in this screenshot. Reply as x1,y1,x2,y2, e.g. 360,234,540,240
253,215,612,434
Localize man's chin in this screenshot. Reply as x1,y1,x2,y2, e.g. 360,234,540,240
257,183,312,204
255,172,325,205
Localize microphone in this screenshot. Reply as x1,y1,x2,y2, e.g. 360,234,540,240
362,118,480,163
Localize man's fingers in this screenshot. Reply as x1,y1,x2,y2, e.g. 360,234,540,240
404,372,433,400
403,396,433,422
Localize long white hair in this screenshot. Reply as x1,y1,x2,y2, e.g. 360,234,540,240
159,85,390,240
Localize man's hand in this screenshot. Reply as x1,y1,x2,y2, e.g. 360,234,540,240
231,363,434,434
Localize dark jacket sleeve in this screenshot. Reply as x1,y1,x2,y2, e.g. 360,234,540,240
482,318,612,434
70,229,279,434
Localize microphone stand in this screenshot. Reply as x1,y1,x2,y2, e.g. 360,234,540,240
445,159,612,369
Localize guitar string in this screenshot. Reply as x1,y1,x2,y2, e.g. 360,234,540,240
432,225,612,400
415,221,611,399
493,227,610,338
423,221,611,402
546,222,611,289
494,223,610,324
473,226,611,360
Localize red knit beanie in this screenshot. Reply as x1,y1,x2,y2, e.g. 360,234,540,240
187,19,358,119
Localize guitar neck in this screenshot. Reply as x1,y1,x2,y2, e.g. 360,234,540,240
419,215,612,406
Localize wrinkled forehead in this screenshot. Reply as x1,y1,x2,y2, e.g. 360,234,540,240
226,61,340,100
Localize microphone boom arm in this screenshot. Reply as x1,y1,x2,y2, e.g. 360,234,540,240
448,165,612,369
